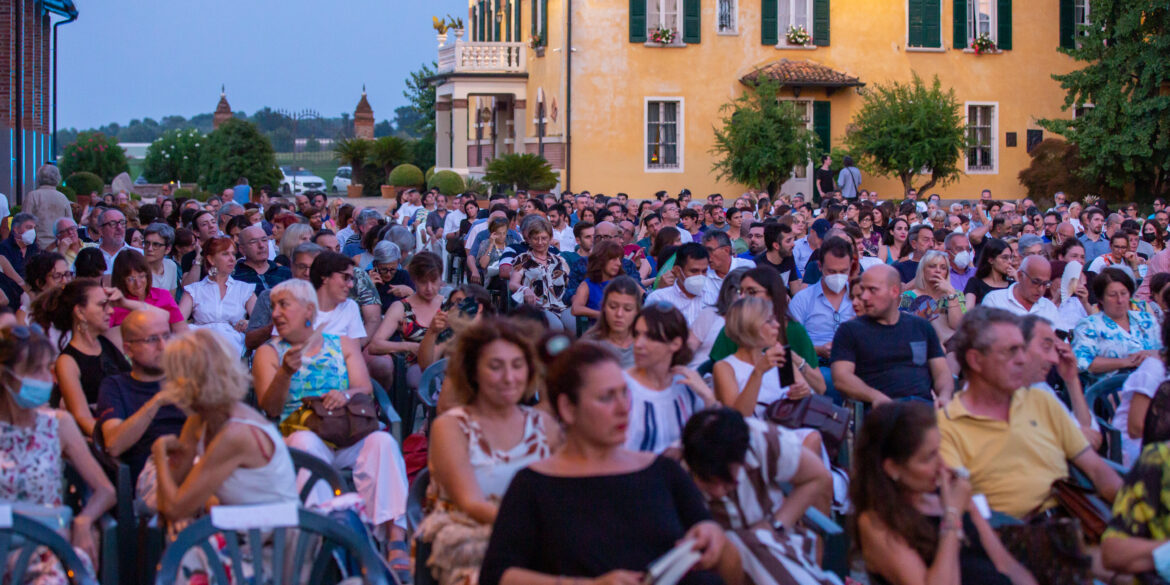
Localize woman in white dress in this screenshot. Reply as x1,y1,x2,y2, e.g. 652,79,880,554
178,236,255,356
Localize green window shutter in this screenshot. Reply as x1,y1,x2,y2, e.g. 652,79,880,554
683,0,701,44
1058,0,1075,49
514,0,522,43
494,0,501,41
761,0,778,45
923,0,941,47
812,0,830,46
630,0,647,42
908,0,923,47
813,101,832,153
541,0,549,45
996,0,1011,50
953,0,967,49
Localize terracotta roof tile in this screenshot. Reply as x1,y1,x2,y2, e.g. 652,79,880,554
741,59,864,87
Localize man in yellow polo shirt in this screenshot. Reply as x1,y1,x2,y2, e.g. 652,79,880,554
938,307,1121,518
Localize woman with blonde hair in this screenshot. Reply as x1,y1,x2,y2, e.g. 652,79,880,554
901,250,966,343
419,318,561,585
151,328,297,524
276,223,313,267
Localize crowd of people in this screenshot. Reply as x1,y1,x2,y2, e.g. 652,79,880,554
6,160,1170,584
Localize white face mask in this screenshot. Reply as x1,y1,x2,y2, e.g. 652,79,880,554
822,273,849,294
682,274,707,296
20,229,35,246
952,250,973,269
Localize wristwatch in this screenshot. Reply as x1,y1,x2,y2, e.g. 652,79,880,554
771,519,786,533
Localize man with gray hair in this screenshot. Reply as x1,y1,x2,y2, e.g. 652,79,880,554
372,241,414,310
216,202,244,236
96,207,139,274
981,255,1061,327
47,216,94,267
23,164,72,249
344,208,384,257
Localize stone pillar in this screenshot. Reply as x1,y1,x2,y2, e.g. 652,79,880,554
435,100,452,168
512,98,527,155
451,98,470,171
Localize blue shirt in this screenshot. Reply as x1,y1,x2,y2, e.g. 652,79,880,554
0,233,37,306
787,281,856,348
233,185,251,205
1080,233,1112,266
231,259,292,296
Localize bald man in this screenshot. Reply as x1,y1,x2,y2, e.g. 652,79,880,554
96,308,187,480
232,224,291,296
830,264,953,406
1052,221,1077,249
982,255,1061,327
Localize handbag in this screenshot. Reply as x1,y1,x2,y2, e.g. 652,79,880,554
996,516,1092,585
280,393,379,448
764,395,849,453
1051,477,1112,544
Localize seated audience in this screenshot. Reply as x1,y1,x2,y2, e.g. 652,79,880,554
939,307,1121,519
0,324,116,571
372,241,415,311
420,318,561,585
479,340,737,585
73,246,107,280
571,240,629,322
853,401,1033,585
1073,267,1162,377
1102,441,1170,578
1018,315,1102,451
244,242,323,352
789,237,856,371
1114,317,1170,465
252,279,411,566
832,264,952,406
901,250,966,344
142,223,181,299
370,251,444,386
645,243,715,323
179,236,255,356
963,238,1014,306
713,297,814,418
982,255,1061,328
110,250,187,335
17,251,69,325
418,284,495,372
582,276,642,369
508,217,574,336
231,224,290,296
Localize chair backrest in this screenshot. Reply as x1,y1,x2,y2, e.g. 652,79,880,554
416,359,448,410
406,468,431,534
289,448,349,503
0,509,99,585
155,506,392,585
1085,373,1128,420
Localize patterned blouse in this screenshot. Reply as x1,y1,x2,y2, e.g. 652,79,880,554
270,334,350,422
1105,442,1170,547
1072,310,1162,372
513,250,570,313
438,406,552,500
0,411,63,506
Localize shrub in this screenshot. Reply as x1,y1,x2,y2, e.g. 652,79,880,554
388,164,424,188
143,129,205,184
199,119,283,193
172,188,194,200
57,185,76,202
427,170,465,196
425,166,436,184
64,171,104,200
483,153,559,191
60,131,129,183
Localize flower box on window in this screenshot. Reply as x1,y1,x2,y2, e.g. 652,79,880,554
785,25,811,46
970,33,997,54
648,26,678,45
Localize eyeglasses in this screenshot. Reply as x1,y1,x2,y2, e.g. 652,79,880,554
1022,274,1053,288
101,220,128,229
125,333,171,346
49,270,73,281
142,240,168,250
739,286,767,297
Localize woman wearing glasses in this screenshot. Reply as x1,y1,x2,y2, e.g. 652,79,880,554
17,251,70,327
178,236,256,357
1073,267,1162,378
110,250,187,335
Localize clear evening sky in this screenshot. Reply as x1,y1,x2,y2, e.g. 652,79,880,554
58,0,466,129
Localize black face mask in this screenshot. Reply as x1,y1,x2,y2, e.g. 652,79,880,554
1144,232,1158,243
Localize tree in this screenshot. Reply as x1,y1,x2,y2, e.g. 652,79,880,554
710,80,820,196
1039,0,1170,198
60,131,129,183
199,119,282,193
484,153,559,191
392,105,425,138
143,129,205,183
370,136,412,178
403,62,437,138
844,74,967,194
374,120,394,138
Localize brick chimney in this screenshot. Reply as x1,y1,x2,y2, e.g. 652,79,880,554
213,85,233,130
354,86,374,140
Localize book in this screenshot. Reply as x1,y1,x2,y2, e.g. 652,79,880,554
644,538,701,585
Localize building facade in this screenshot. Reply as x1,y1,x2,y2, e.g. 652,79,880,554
433,0,1090,199
0,0,76,204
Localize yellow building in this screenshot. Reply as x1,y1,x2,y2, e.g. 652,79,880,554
432,0,1091,200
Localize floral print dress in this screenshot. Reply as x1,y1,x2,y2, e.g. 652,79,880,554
1105,442,1170,583
513,251,570,314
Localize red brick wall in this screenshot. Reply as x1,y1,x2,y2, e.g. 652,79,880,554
0,0,52,132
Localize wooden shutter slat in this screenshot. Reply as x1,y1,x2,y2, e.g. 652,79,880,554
996,0,1011,50
813,0,830,46
761,0,778,45
630,0,648,42
683,0,701,44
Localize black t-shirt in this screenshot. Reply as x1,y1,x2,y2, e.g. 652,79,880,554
753,252,799,285
815,167,835,196
480,457,721,585
894,259,920,283
963,277,1011,305
830,313,943,401
376,269,416,311
95,374,187,480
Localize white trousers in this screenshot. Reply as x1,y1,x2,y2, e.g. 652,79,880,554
286,429,409,531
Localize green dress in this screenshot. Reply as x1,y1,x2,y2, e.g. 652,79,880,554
708,321,818,366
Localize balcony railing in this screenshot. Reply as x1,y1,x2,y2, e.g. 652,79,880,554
437,41,527,75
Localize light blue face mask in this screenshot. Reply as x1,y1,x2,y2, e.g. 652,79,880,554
9,377,52,409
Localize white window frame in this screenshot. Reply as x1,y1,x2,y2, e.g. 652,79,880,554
644,97,685,173
533,0,544,40
780,98,814,179
717,0,738,35
965,102,998,175
775,0,814,47
904,0,945,51
646,0,684,44
1073,102,1094,119
966,0,997,46
1073,0,1091,29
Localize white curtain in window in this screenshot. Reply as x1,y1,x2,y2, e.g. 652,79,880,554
968,0,993,40
662,102,678,166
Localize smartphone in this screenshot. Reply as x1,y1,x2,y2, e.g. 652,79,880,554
777,346,795,388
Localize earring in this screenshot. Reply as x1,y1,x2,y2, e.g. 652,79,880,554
890,473,900,483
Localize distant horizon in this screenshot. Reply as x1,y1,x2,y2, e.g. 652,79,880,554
58,0,465,130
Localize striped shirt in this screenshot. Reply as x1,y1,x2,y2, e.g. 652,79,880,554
623,370,704,454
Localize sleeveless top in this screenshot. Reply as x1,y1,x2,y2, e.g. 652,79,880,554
721,354,790,418
585,279,609,312
438,406,553,500
201,417,298,506
623,370,703,454
399,301,430,364
0,411,63,506
269,334,349,422
61,336,131,408
869,513,1010,585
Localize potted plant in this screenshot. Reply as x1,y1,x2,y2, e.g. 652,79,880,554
388,164,425,200
333,137,370,199
785,25,811,46
433,16,450,46
649,26,677,45
371,136,411,199
529,33,545,56
970,33,997,54
447,15,465,41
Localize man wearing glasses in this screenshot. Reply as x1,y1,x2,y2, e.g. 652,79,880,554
48,217,94,267
231,225,291,296
981,255,1062,329
96,208,140,275
95,308,186,487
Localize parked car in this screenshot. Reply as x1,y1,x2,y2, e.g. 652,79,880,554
280,167,327,195
332,166,352,193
